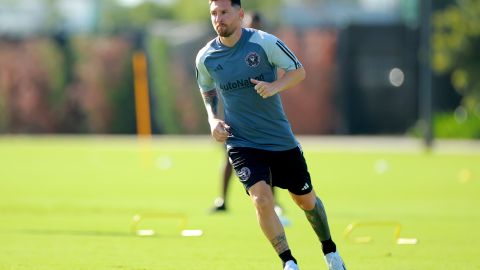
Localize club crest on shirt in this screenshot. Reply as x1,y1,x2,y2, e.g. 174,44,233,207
237,167,251,182
245,52,260,68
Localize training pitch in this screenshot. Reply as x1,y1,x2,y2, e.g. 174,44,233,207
0,136,479,270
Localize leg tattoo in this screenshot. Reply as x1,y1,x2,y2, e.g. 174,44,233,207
270,233,289,254
304,197,331,241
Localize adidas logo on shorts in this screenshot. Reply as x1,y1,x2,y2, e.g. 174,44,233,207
301,183,310,191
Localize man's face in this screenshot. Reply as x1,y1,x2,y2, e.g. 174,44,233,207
210,0,243,37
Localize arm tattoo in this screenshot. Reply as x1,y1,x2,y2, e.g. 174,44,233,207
202,89,219,116
270,233,289,254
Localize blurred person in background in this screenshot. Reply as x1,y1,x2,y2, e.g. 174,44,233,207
210,10,285,220
195,0,347,269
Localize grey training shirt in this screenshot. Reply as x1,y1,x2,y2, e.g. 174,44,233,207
196,28,303,151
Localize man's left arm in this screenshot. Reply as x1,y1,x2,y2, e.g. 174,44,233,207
251,33,306,99
251,67,305,99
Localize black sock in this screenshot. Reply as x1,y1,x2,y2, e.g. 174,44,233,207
321,238,337,255
279,250,297,265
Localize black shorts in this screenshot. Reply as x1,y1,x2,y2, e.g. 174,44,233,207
228,146,313,195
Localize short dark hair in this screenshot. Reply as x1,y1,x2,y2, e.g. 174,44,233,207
209,0,241,7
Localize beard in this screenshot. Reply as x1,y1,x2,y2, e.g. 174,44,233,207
216,24,235,38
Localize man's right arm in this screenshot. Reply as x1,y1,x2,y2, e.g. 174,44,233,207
201,89,230,142
201,89,220,123
196,49,230,142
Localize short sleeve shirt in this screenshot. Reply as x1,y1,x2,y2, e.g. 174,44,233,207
196,28,303,151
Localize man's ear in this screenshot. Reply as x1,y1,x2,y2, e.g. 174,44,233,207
239,8,245,20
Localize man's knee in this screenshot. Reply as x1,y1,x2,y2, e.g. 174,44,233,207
291,191,317,211
252,193,274,209
249,181,275,210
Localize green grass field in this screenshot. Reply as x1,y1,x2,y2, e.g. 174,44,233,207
0,136,479,270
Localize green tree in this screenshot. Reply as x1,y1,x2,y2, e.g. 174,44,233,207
171,0,282,23
432,0,480,112
98,0,174,32
171,0,210,22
